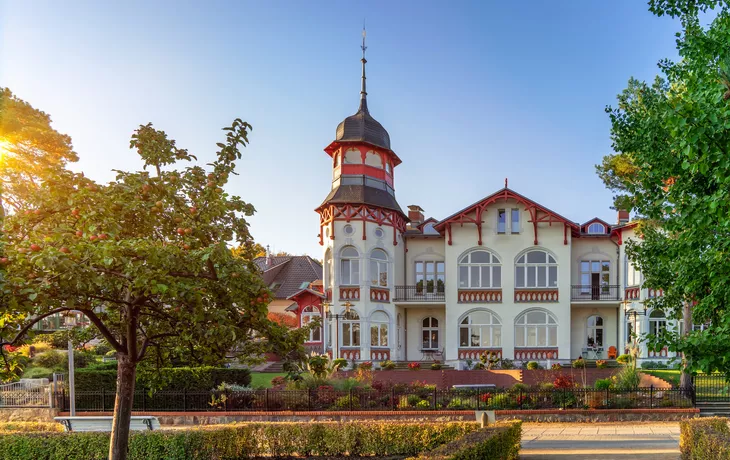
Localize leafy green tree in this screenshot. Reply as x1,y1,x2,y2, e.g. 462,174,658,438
1,98,309,458
598,0,730,388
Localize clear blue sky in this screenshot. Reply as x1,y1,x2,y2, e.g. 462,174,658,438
0,1,684,256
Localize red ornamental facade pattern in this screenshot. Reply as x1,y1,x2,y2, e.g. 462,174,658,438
370,348,390,361
514,289,559,303
317,203,408,246
458,348,503,360
339,287,360,301
370,287,390,303
514,349,559,360
625,287,640,300
457,290,502,303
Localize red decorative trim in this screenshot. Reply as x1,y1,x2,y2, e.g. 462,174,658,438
325,289,332,301
647,288,664,298
339,286,360,301
648,347,669,358
514,348,558,360
446,223,452,246
316,204,407,247
528,206,538,245
362,219,366,240
370,287,390,303
340,348,360,360
476,207,483,245
340,164,387,181
370,348,390,360
625,287,640,300
319,225,324,246
514,289,559,302
458,348,502,360
563,224,568,245
458,289,502,303
323,141,402,167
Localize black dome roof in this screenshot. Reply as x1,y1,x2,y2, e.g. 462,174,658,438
335,100,391,150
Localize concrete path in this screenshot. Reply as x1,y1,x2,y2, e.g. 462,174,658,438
520,422,680,459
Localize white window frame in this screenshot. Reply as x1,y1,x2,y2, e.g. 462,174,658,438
340,246,360,286
459,310,502,348
302,306,322,343
370,249,389,287
515,310,558,348
625,255,641,287
497,209,506,234
341,310,361,347
649,310,667,336
587,222,606,234
415,261,445,293
586,315,604,347
515,250,558,288
370,311,389,347
580,260,611,293
510,209,520,234
422,317,440,350
458,250,501,289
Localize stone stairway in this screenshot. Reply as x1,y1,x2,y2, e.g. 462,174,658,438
696,401,730,417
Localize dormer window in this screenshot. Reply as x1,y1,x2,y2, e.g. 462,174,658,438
587,223,606,234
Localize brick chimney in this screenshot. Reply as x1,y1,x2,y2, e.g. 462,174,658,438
265,244,274,268
617,210,630,225
408,205,425,225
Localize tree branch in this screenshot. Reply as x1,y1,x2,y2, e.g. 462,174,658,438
137,333,177,362
0,308,76,346
78,309,124,353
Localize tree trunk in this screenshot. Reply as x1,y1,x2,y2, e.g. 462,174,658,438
680,301,693,392
108,353,136,460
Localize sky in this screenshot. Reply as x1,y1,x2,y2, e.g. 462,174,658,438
0,1,686,257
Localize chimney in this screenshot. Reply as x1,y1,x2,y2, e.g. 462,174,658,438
617,210,630,225
408,205,425,225
266,244,274,268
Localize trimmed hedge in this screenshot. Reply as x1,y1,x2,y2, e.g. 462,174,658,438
680,417,730,459
74,366,251,392
409,421,522,460
0,421,479,460
0,422,63,433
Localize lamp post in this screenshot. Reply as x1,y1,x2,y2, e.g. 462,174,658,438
65,312,77,416
323,301,352,360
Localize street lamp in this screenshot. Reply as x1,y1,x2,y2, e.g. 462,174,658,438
64,312,77,416
323,301,352,360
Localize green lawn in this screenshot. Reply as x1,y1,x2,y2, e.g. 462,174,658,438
250,372,286,388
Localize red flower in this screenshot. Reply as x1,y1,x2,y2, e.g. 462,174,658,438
480,393,493,402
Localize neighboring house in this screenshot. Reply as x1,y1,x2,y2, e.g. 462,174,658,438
313,46,671,367
253,254,325,354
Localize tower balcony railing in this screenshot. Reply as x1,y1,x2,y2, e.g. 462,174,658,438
394,285,445,302
570,285,621,301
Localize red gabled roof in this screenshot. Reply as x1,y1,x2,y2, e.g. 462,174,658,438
433,187,579,233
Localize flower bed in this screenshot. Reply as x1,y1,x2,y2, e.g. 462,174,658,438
0,422,481,459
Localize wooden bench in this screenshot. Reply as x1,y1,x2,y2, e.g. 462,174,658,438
54,416,160,432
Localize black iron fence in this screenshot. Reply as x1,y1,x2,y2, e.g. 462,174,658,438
394,285,446,302
693,374,730,402
58,386,692,412
570,285,621,301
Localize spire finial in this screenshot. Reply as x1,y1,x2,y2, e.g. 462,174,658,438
359,26,368,112
505,177,508,188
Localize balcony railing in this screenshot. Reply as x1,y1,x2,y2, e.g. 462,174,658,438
394,285,445,302
571,285,620,301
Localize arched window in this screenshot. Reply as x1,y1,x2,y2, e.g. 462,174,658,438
370,249,388,287
365,151,382,168
458,249,501,289
649,310,666,335
515,310,558,347
344,148,362,164
625,255,641,287
340,246,359,285
370,311,389,347
422,317,439,350
587,222,606,234
587,315,603,347
342,310,360,347
385,162,392,175
515,250,558,288
302,306,321,342
459,310,501,348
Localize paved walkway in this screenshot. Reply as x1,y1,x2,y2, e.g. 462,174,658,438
520,422,681,459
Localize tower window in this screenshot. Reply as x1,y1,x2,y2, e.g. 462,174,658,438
374,228,384,238
343,225,354,236
497,210,506,234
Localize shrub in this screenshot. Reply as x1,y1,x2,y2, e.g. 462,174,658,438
91,341,112,356
509,383,529,394
75,367,251,392
642,361,658,369
332,358,348,370
431,363,443,371
680,417,730,459
21,367,54,380
411,421,522,460
572,357,586,368
526,361,540,370
486,393,510,410
271,376,287,387
551,363,562,371
499,358,515,370
63,350,95,369
0,422,63,433
408,362,421,371
359,361,373,370
596,359,607,369
0,422,481,459
614,365,641,390
553,374,575,389
594,378,613,390
32,350,64,369
447,397,474,410
84,361,117,371
334,395,361,410
415,399,431,409
538,382,554,391
616,354,631,364
379,360,396,370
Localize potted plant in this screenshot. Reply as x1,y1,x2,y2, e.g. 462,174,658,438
359,361,373,370
596,359,607,369
379,360,395,370
408,362,421,371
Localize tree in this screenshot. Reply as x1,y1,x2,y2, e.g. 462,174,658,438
597,0,730,387
1,106,309,458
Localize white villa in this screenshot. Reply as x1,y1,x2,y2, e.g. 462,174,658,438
304,46,675,368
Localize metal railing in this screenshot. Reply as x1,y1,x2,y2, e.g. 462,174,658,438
570,285,620,301
0,381,51,408
693,374,730,402
394,285,446,302
59,386,692,412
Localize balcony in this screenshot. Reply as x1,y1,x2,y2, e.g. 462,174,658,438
394,285,445,302
571,285,621,301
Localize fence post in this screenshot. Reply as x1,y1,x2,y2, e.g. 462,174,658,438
264,389,269,411
308,388,312,411
562,388,566,410
606,388,609,408
433,388,437,410
650,385,654,409
101,388,105,411
349,389,353,411
224,389,229,411
391,387,395,411
476,388,480,411
183,388,187,411
142,389,146,412
519,388,523,409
